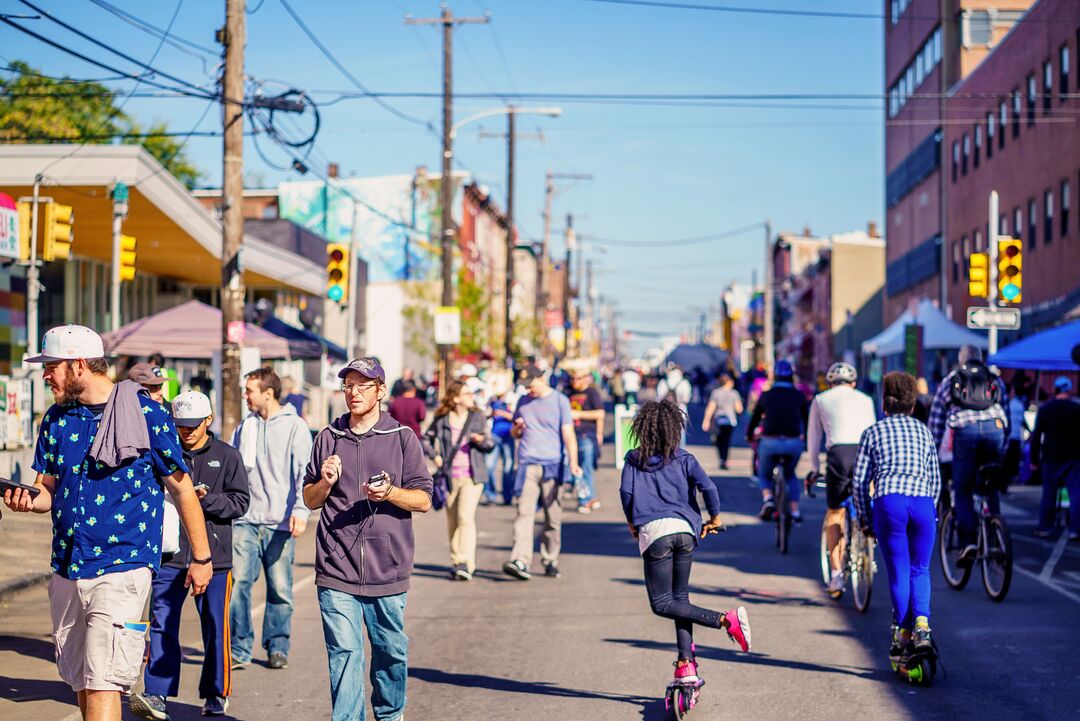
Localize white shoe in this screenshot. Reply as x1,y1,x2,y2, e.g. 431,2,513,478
827,571,845,595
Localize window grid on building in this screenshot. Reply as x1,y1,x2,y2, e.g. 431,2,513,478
1061,45,1071,99
1045,189,1054,244
888,26,942,118
1043,60,1053,113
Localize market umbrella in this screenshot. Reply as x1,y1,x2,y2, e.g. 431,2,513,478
989,318,1080,371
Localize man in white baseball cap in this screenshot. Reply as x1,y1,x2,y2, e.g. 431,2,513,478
5,325,213,721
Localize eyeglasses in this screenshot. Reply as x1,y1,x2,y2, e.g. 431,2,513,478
341,382,379,395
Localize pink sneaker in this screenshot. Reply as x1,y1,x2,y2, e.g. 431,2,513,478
673,658,699,683
723,607,751,652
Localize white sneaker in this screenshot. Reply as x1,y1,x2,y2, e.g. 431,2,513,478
827,571,845,595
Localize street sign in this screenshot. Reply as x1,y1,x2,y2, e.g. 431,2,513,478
966,306,1021,331
0,192,19,260
434,306,461,345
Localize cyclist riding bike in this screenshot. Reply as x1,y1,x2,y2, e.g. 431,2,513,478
806,362,877,596
747,359,809,523
928,345,1008,566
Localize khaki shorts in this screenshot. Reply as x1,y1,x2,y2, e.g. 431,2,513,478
49,567,152,692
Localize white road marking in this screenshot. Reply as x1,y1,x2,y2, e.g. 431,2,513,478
1014,564,1080,606
1038,533,1070,583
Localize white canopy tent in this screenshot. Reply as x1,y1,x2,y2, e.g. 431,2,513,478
862,299,988,356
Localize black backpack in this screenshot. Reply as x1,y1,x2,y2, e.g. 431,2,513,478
949,360,1000,411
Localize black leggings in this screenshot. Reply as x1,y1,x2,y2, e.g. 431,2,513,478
713,424,734,464
642,533,722,659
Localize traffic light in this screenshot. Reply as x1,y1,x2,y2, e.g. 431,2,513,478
326,243,349,303
41,201,74,261
968,252,989,299
16,201,31,261
997,237,1022,303
118,235,137,281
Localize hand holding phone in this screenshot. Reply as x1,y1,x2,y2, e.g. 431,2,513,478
193,483,209,499
366,472,391,501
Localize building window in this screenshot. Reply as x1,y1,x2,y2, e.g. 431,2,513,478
915,53,925,85
974,229,983,252
999,214,1008,236
962,235,970,260
952,141,960,182
1012,90,1021,137
1028,198,1038,249
998,100,1008,150
974,125,982,168
1045,189,1054,244
933,27,942,64
1014,207,1023,243
1062,179,1071,237
952,240,960,283
962,134,970,175
1062,45,1071,98
1044,60,1053,113
1027,74,1036,125
986,113,995,160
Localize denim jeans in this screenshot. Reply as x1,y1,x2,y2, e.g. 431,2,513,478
642,533,721,659
757,436,804,503
952,419,1004,543
230,523,295,663
1038,460,1080,534
317,588,409,721
485,434,515,503
576,434,597,505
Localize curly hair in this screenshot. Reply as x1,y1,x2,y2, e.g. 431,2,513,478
630,399,686,461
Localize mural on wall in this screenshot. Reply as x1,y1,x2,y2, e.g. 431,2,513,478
278,170,459,284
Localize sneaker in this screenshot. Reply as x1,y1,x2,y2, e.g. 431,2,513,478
201,696,230,717
791,511,804,527
723,606,751,652
502,559,531,580
958,544,978,567
576,504,592,514
454,565,473,581
827,570,845,596
672,658,699,684
913,623,933,652
1033,528,1053,539
268,651,288,669
543,562,561,578
129,693,170,721
759,499,776,520
1069,532,1079,542
588,499,602,511
720,461,728,470
230,658,250,670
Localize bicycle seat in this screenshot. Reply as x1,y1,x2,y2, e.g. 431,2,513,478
976,463,1004,494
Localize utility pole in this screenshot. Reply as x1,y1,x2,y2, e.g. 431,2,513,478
109,182,128,332
220,0,246,440
505,108,515,363
988,190,999,355
26,175,41,360
406,6,488,397
562,213,574,360
763,220,774,367
538,171,591,346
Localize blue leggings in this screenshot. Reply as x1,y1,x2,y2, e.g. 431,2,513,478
873,494,936,629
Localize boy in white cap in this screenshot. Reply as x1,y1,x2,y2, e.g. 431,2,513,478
130,392,250,720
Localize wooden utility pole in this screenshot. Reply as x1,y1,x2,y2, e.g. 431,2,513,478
220,0,246,439
505,108,515,362
406,6,488,396
539,172,591,354
562,213,574,360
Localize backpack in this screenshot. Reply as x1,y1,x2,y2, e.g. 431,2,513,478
949,361,1000,411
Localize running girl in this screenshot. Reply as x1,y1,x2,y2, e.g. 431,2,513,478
619,400,751,685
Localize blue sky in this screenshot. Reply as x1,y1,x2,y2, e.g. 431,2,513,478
2,0,884,345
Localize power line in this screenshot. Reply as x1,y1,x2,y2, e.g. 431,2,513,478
0,129,229,142
587,0,880,19
87,0,218,55
580,221,765,248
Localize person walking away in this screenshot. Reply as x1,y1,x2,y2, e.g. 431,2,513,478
702,373,742,470
622,367,642,406
912,378,933,424
424,381,494,580
1003,382,1027,486
928,345,1008,565
389,367,415,398
503,365,581,580
303,357,433,721
1031,377,1080,540
567,367,606,514
853,372,941,664
620,400,751,687
388,380,427,438
805,362,877,597
230,368,313,670
3,325,213,721
281,376,306,419
747,360,809,522
130,392,250,720
485,371,517,505
128,363,168,407
610,369,626,407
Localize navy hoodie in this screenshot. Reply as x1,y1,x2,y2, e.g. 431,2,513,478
619,448,721,542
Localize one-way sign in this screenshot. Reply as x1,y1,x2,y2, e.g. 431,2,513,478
967,306,1021,331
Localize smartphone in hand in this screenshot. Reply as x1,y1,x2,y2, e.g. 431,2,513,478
0,479,40,499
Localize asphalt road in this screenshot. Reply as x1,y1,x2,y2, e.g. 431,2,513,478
1,440,1078,721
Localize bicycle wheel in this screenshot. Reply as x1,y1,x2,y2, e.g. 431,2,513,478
938,509,972,590
981,515,1013,602
819,518,832,585
850,529,875,613
775,470,788,554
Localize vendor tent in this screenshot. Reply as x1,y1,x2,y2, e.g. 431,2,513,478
664,343,729,376
862,299,987,356
102,300,291,359
989,318,1080,371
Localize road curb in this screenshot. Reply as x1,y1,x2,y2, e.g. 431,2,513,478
0,571,50,602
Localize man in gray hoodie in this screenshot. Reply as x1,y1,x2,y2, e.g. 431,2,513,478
230,367,312,670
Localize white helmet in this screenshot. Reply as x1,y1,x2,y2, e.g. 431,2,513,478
826,362,857,385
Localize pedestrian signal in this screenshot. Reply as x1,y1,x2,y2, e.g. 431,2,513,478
119,235,137,281
997,237,1021,303
42,201,74,261
326,243,349,303
968,252,989,299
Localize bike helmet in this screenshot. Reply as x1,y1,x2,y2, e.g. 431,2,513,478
774,359,794,379
826,362,857,385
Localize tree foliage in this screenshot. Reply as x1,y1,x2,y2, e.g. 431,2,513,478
0,61,202,188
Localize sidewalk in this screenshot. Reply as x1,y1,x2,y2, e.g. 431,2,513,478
0,510,53,600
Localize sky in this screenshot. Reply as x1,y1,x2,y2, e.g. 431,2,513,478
1,0,885,354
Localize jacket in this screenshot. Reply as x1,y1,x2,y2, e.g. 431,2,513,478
304,413,434,597
165,434,250,572
619,448,720,543
232,403,312,530
423,410,495,485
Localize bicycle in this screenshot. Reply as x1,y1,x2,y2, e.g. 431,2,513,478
809,475,876,613
769,454,795,554
938,463,1013,602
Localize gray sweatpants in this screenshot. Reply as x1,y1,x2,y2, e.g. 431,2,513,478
510,464,563,567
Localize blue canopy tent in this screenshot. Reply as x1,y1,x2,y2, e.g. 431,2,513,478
989,318,1080,371
664,343,729,377
261,316,348,361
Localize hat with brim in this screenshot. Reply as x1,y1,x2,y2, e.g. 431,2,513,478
24,325,105,363
172,391,213,427
337,357,386,383
128,363,165,386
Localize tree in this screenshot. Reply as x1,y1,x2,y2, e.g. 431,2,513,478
0,61,202,187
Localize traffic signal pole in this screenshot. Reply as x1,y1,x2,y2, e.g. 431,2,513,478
26,175,41,359
988,190,999,356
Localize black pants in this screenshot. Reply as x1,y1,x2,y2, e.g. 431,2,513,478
642,533,722,659
713,424,734,465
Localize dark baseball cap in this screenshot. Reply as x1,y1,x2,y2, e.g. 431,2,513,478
518,364,545,383
337,357,386,383
128,363,166,386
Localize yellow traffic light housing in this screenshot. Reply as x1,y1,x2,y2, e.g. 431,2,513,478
997,237,1022,303
41,201,74,261
17,201,31,261
119,235,137,281
326,243,349,304
968,252,989,299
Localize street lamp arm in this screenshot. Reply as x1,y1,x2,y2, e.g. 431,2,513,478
450,106,562,139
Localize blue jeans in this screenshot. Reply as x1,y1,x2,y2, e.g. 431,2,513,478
230,523,295,663
576,434,597,505
757,436,804,503
874,494,936,628
317,588,409,721
485,434,515,503
952,419,1004,543
1038,460,1080,534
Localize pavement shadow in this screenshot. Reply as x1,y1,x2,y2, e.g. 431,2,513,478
0,634,54,663
610,578,828,608
412,563,518,584
559,522,642,559
0,674,74,704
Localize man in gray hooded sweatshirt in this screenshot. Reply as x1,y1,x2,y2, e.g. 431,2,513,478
230,367,312,670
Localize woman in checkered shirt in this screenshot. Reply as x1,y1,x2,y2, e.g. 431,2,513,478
852,371,942,662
